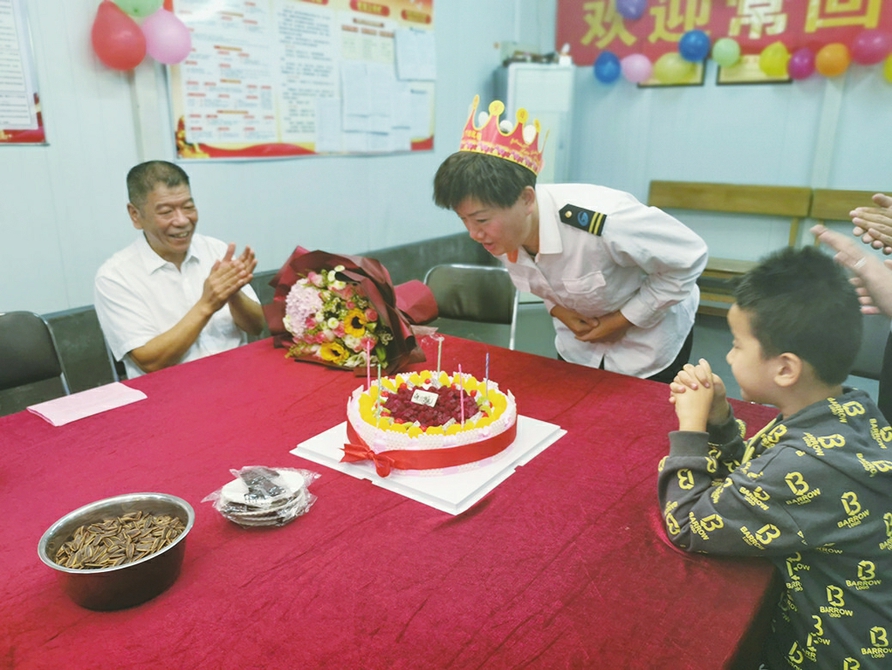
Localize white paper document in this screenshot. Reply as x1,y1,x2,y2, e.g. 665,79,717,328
292,416,566,515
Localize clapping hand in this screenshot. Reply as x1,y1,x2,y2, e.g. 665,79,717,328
851,193,892,255
203,243,257,312
812,224,892,317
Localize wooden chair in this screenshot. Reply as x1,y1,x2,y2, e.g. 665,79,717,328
648,181,812,315
810,189,881,229
423,264,519,350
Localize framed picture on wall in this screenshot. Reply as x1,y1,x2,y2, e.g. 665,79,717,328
637,63,706,88
717,55,791,85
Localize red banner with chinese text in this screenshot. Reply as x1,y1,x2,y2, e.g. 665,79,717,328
558,0,892,65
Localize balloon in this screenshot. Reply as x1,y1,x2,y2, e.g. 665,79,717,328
711,37,740,68
91,0,146,71
142,9,192,65
114,0,162,18
788,47,815,80
593,51,621,84
885,54,892,84
653,52,695,84
616,0,647,21
758,41,790,77
851,29,892,65
815,43,851,77
678,30,710,62
620,54,653,84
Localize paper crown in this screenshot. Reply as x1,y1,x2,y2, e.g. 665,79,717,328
459,95,544,175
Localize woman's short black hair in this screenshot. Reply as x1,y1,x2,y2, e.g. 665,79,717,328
433,151,536,210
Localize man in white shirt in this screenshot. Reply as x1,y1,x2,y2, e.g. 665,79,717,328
95,161,265,378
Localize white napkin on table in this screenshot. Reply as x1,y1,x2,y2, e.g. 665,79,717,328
27,382,147,426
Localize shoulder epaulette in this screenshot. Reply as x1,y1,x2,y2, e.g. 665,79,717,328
559,204,607,236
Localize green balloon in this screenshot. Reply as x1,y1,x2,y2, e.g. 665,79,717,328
712,37,741,68
653,52,695,84
114,0,163,18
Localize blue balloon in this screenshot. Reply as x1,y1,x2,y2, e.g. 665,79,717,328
616,0,647,21
679,30,711,62
593,51,621,84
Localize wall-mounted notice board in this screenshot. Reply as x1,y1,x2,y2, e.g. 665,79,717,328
168,0,435,160
0,0,45,145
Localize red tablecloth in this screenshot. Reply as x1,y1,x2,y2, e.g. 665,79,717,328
1,337,778,669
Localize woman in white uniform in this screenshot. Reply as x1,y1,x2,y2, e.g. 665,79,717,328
432,98,707,382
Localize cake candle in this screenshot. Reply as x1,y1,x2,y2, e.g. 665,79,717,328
485,352,489,403
458,364,464,425
436,336,443,376
365,340,372,390
376,362,382,425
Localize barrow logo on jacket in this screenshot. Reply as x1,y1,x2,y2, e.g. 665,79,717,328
839,491,870,529
740,523,781,549
881,513,892,551
861,626,892,659
559,204,606,235
870,418,892,449
846,560,882,591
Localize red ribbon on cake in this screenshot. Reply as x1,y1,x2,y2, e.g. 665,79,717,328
342,420,518,477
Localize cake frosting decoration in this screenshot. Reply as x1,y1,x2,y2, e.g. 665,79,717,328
342,370,518,477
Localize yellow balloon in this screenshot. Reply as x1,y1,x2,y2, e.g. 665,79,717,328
653,52,695,84
884,54,892,83
759,41,790,77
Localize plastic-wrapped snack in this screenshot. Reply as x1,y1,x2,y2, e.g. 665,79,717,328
203,466,319,528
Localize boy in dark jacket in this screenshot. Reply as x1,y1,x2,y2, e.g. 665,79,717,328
660,246,892,668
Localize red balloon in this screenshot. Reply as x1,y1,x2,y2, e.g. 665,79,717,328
91,0,146,71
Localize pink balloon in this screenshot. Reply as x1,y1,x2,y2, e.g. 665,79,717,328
141,9,191,64
620,54,653,83
851,29,892,65
788,47,815,80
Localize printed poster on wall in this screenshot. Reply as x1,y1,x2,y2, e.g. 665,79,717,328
0,0,45,145
168,0,435,160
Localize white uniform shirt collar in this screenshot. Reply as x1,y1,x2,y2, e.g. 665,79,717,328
534,185,564,256
135,233,197,274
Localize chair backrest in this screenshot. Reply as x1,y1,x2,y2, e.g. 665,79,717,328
648,181,813,247
810,189,880,226
0,311,71,394
423,264,519,349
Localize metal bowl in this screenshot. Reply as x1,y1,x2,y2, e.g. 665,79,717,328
37,493,194,611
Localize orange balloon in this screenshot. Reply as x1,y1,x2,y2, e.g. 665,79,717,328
815,43,851,77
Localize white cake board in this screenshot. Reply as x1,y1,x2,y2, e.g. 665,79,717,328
292,416,566,515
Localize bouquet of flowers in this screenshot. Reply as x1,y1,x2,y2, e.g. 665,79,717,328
264,247,438,374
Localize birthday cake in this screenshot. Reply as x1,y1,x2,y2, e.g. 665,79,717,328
343,370,518,476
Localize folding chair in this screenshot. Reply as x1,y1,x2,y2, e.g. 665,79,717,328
423,264,519,350
0,311,71,396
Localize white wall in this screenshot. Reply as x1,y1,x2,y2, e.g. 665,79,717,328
1,0,556,314
568,59,892,262
13,0,889,317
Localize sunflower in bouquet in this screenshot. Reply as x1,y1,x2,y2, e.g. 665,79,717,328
265,247,438,374
283,265,393,369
